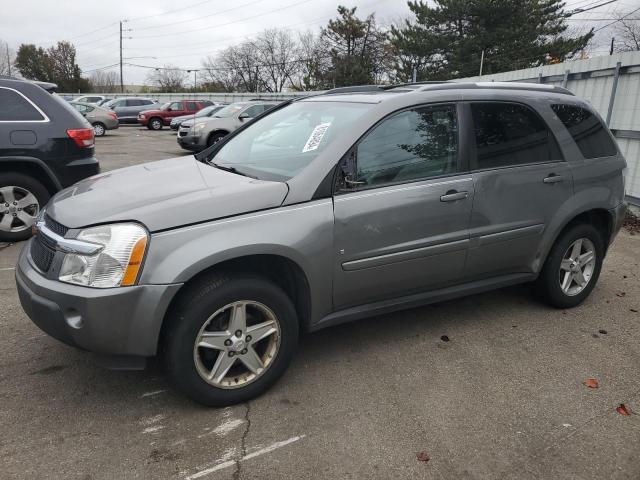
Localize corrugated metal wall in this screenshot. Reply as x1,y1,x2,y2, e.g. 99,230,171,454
457,51,640,203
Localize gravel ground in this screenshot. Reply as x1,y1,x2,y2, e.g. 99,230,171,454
0,126,639,480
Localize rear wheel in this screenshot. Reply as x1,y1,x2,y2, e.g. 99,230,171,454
535,223,604,308
0,173,50,242
163,274,299,407
92,122,106,137
148,117,163,130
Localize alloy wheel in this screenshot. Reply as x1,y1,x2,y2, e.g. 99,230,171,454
0,186,39,233
559,237,596,296
93,123,105,136
193,301,281,389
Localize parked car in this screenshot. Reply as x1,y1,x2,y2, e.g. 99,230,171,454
169,104,225,131
70,102,119,137
16,82,627,406
0,77,98,242
103,97,161,124
138,100,211,130
177,101,277,151
97,98,114,106
75,95,108,105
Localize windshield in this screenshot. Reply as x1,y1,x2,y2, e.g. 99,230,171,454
213,103,244,118
211,101,373,181
196,105,219,117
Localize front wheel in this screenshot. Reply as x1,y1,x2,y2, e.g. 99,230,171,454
148,117,163,130
0,173,50,242
535,223,604,309
163,274,299,407
206,132,226,148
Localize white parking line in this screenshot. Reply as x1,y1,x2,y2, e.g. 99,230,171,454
0,267,15,271
186,435,306,479
140,389,166,398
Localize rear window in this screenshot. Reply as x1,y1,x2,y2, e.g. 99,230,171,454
471,102,561,169
0,88,45,121
551,104,618,158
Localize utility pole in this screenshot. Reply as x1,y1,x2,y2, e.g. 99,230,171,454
255,66,259,94
5,44,11,76
610,37,615,55
119,21,124,93
479,50,485,77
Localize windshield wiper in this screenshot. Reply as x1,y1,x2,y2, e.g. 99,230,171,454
210,162,257,179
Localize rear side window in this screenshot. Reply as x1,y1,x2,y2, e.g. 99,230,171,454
551,104,617,158
356,104,458,188
186,102,198,111
471,102,561,169
0,88,45,121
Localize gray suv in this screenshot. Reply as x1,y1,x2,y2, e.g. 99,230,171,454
16,82,627,406
103,97,161,123
177,101,277,151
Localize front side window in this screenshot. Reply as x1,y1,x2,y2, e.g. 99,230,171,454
355,104,458,188
0,88,45,121
471,102,560,169
186,102,198,111
243,105,265,118
551,104,617,159
211,101,373,181
168,101,183,111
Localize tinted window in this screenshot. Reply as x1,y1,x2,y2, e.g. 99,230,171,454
140,99,152,105
551,104,617,158
0,88,45,121
111,100,126,107
186,102,198,111
471,102,560,169
169,101,183,110
356,104,458,188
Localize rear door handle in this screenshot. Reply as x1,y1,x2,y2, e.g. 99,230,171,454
440,190,469,202
543,174,564,184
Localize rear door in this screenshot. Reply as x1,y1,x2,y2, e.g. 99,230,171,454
332,103,474,308
464,101,573,279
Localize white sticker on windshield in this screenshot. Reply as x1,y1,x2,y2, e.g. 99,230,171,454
302,122,331,153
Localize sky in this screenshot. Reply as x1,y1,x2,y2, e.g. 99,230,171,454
1,0,638,85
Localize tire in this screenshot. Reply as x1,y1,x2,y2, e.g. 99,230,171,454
163,273,299,407
207,132,226,148
0,173,50,242
92,122,106,137
148,117,163,130
535,223,605,309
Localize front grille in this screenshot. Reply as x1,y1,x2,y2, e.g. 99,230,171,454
44,214,68,237
30,237,55,272
179,130,188,137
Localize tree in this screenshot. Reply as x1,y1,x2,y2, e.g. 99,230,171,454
0,39,15,76
145,65,186,92
290,31,331,91
321,6,390,87
89,70,119,93
253,29,300,92
614,9,640,52
391,0,594,81
15,41,89,91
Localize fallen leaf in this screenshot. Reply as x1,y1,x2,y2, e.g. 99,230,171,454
416,452,430,462
616,404,632,416
631,309,638,313
583,378,599,389
616,292,626,297
440,335,450,342
598,329,608,335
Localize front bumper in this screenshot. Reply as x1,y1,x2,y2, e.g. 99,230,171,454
177,131,205,151
609,202,627,244
16,241,182,364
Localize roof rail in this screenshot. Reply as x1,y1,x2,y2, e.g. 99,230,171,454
323,85,386,94
417,81,574,96
0,75,58,93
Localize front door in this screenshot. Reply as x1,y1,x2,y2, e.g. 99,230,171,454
332,103,474,309
464,101,574,279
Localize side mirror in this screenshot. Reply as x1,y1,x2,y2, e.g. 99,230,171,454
166,107,172,112
238,112,250,121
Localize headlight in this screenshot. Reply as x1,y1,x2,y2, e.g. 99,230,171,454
59,223,148,288
194,122,207,131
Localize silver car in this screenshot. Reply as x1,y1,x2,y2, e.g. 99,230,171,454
17,83,627,407
177,101,277,151
103,97,161,123
70,101,119,136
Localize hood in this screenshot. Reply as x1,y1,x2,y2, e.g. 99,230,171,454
181,116,215,128
47,157,289,232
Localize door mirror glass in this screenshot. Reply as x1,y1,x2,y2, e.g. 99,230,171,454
238,112,250,120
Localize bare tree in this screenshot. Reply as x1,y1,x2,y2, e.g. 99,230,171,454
89,70,119,93
145,64,186,92
253,29,299,92
614,10,640,52
0,39,14,76
201,55,239,92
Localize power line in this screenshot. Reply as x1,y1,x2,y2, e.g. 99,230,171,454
133,0,315,39
594,5,640,31
133,0,266,31
570,0,619,14
67,22,119,40
126,0,215,23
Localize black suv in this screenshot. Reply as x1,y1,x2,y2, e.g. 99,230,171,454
0,77,99,242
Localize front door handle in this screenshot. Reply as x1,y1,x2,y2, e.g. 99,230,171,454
543,174,564,184
440,190,469,202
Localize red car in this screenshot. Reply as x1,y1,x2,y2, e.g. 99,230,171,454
138,100,211,130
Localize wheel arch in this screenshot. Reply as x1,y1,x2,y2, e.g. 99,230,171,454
207,129,230,142
0,157,62,195
158,253,312,351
